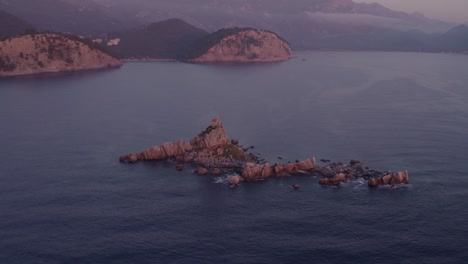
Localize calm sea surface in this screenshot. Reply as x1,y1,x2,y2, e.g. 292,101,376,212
1,51,467,264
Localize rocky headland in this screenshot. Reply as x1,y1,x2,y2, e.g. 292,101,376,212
0,33,122,77
183,27,292,63
120,119,409,188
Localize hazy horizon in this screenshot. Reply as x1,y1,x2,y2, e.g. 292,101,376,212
355,0,468,23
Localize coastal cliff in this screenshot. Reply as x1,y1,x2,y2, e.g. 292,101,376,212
0,33,122,77
185,28,292,63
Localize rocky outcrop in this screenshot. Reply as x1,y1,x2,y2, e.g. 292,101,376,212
316,160,409,187
186,28,292,63
241,158,317,181
368,170,409,187
120,118,409,189
120,118,257,169
0,33,122,77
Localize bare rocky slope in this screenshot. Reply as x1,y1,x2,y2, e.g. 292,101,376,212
184,28,292,63
0,33,122,77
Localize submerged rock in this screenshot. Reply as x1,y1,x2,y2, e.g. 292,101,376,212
195,167,209,176
176,163,185,171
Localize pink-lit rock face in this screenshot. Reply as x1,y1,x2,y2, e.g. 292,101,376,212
368,170,409,187
119,118,256,169
242,163,274,180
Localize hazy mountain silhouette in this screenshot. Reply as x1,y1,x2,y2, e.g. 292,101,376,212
0,0,139,35
0,9,34,38
1,0,466,53
105,18,209,59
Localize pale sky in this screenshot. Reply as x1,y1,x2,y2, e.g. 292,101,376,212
355,0,468,23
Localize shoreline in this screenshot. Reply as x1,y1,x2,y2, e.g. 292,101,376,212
121,58,178,62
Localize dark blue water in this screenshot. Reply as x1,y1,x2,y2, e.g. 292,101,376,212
1,52,467,264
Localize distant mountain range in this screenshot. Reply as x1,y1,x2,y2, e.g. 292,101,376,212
0,0,139,35
1,0,467,53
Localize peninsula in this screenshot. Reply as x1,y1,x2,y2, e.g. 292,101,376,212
183,28,292,63
0,33,122,77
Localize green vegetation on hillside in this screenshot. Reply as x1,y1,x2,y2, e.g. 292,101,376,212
108,18,209,59
179,27,289,60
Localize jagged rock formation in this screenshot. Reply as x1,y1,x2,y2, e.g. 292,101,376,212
120,118,409,188
368,170,409,187
184,28,292,63
241,158,316,181
0,33,122,77
120,118,257,169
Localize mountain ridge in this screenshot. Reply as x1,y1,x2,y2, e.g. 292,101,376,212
0,9,34,39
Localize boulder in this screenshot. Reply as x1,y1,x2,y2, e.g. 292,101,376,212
211,168,222,175
228,175,242,186
195,167,209,175
274,158,316,176
368,170,409,187
319,173,347,186
319,178,330,185
176,163,185,171
242,162,273,180
118,154,138,163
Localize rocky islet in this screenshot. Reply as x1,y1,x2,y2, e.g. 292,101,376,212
120,119,409,188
